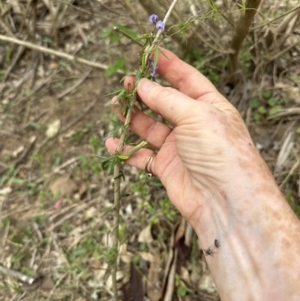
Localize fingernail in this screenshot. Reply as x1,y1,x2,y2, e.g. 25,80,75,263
138,78,154,93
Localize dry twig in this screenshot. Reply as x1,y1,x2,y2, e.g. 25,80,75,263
0,136,36,176
57,69,92,100
0,34,123,73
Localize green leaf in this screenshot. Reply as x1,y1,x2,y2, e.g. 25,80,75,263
0,175,9,186
296,127,300,134
71,247,87,257
147,207,156,216
59,60,68,68
11,178,26,186
151,217,159,224
254,113,261,121
29,122,43,130
257,106,267,114
262,91,272,99
115,24,138,40
89,134,101,153
21,267,34,277
99,30,111,38
103,247,118,265
268,105,282,116
135,69,142,83
237,0,247,12
24,88,31,97
249,99,259,109
117,155,129,160
117,89,126,100
153,48,159,68
101,155,120,174
0,69,5,81
207,0,218,12
100,29,120,42
101,157,114,172
105,58,126,77
267,97,277,106
177,286,187,297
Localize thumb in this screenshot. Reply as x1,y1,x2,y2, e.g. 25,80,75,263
137,78,204,126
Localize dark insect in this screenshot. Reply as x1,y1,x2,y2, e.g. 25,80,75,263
214,239,220,248
203,247,214,257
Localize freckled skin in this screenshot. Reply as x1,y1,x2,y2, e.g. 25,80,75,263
173,102,300,300
106,48,300,301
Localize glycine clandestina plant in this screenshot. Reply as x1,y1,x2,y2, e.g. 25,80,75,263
102,2,180,300
101,1,219,299
102,9,211,174
101,15,167,174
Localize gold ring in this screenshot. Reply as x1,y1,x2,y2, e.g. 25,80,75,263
145,153,156,177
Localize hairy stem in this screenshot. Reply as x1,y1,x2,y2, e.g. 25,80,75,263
144,0,181,66
110,1,181,300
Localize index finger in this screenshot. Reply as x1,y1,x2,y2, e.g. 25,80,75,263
156,48,218,100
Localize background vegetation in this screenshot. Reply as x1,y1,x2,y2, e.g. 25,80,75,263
0,0,299,300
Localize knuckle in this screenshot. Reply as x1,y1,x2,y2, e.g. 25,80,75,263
155,86,177,101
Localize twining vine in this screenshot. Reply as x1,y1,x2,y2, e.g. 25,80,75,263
101,1,254,300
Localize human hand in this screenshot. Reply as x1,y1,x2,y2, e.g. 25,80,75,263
105,48,267,226
106,48,300,300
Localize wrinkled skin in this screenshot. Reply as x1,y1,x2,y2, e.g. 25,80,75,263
106,48,300,301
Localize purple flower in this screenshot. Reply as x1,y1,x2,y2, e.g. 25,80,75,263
149,14,158,24
147,58,158,78
150,66,159,78
147,58,154,67
156,20,165,31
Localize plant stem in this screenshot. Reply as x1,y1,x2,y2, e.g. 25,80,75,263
227,0,262,84
144,0,181,66
155,0,181,44
110,2,181,300
113,27,144,47
112,162,121,300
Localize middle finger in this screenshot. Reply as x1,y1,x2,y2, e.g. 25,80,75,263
129,107,172,149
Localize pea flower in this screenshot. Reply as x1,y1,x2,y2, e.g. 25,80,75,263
147,58,159,78
150,65,159,78
149,14,158,24
156,20,165,32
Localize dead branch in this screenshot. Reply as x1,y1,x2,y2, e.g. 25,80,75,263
2,45,25,82
227,0,262,84
274,8,300,50
28,0,39,88
267,107,300,119
252,4,300,31
274,6,300,37
0,16,16,37
57,68,92,100
0,34,123,73
60,89,102,134
0,136,36,176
